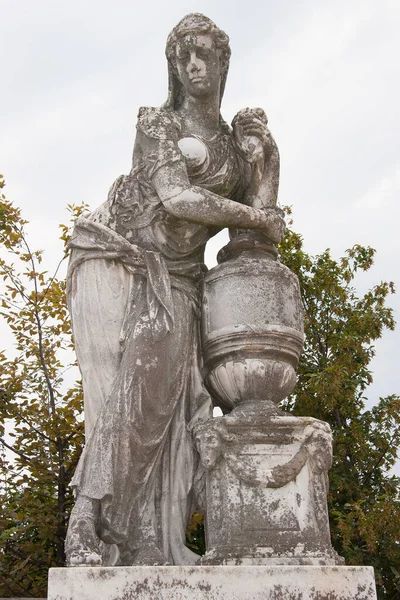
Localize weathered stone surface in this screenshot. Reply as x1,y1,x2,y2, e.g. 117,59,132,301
64,12,286,568
193,413,342,565
61,11,375,596
48,566,377,599
202,246,304,415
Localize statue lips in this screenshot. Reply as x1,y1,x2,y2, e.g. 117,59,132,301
190,76,205,86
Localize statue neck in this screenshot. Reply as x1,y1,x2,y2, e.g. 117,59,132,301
179,92,221,138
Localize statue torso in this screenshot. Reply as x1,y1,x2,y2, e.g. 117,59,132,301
89,108,250,275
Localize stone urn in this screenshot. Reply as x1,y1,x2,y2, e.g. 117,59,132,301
201,232,304,416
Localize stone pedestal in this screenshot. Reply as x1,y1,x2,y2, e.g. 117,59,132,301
193,413,342,565
48,566,377,599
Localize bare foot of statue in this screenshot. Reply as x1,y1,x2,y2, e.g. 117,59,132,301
132,542,169,566
65,496,102,567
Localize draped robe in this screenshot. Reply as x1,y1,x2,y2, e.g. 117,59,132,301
67,107,249,565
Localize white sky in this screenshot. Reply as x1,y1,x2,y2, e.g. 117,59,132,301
0,0,399,435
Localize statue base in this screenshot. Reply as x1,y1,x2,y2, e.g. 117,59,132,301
48,566,377,599
193,414,343,565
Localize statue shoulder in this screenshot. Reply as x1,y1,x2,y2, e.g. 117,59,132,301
136,106,181,140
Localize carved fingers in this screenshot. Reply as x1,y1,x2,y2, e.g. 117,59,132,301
69,551,102,567
263,207,286,244
232,108,278,162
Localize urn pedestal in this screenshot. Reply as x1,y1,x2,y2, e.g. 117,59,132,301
193,414,343,566
198,236,342,567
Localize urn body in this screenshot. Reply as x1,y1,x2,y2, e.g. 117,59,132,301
201,251,304,413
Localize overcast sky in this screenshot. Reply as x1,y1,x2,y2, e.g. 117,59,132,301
1,0,399,420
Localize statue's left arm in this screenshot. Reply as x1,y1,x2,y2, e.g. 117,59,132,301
134,107,285,244
231,108,280,209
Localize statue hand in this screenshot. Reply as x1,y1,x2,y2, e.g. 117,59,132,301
232,108,278,162
262,207,286,244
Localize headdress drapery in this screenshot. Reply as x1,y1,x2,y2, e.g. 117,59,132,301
163,13,231,119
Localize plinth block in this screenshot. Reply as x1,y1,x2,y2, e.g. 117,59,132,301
48,565,377,599
193,415,342,564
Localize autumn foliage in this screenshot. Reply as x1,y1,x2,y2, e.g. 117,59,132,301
0,175,85,597
279,209,400,597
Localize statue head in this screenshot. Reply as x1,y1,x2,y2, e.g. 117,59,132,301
164,13,231,112
192,419,234,470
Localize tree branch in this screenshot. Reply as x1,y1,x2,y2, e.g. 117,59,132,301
16,413,56,445
33,308,57,415
362,425,400,486
303,295,327,360
0,573,33,599
0,264,30,303
0,437,30,462
38,255,66,306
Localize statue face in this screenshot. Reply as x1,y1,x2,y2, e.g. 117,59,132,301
175,34,221,98
195,430,222,470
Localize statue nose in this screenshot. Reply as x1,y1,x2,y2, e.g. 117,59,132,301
188,53,201,73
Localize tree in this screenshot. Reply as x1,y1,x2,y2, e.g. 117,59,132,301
279,209,400,599
0,175,84,597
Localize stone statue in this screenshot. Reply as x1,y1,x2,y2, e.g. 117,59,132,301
65,13,285,568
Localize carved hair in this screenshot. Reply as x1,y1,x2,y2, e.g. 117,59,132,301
163,13,231,118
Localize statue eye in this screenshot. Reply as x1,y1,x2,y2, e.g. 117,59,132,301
177,51,190,61
196,49,209,59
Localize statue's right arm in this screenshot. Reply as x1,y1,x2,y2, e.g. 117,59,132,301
136,129,285,244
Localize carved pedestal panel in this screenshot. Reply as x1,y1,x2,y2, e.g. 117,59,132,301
193,413,343,565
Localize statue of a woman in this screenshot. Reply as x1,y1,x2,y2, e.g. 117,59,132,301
65,13,283,567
